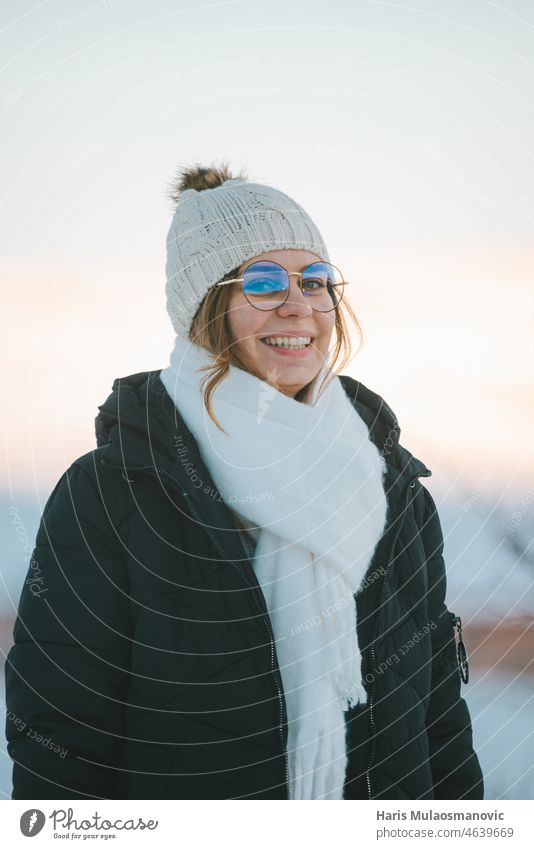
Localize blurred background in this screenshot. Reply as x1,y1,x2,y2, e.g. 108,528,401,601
1,0,533,799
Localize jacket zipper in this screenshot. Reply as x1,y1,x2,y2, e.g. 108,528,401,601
262,612,290,798
178,483,290,799
100,457,290,798
364,469,431,799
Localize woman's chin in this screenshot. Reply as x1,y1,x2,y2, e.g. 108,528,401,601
258,363,320,394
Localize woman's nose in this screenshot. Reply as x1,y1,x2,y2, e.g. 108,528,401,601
276,278,313,316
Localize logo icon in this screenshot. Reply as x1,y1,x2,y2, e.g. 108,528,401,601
20,809,45,836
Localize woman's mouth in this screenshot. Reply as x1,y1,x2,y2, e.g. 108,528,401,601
259,335,313,351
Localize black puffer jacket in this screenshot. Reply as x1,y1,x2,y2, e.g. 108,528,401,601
5,370,484,800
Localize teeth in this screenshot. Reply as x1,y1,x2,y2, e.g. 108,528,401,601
261,336,312,349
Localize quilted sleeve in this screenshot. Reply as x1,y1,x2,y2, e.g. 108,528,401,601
4,459,131,799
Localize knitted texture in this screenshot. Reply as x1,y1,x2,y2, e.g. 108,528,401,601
165,177,330,338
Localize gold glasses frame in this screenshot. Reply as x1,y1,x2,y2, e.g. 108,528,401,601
214,259,349,312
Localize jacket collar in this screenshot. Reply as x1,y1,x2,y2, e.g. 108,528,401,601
337,374,430,481
95,369,431,578
95,370,430,490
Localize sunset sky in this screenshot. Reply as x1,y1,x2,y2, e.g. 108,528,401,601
2,0,533,499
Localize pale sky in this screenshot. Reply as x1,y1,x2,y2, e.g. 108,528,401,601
1,0,533,498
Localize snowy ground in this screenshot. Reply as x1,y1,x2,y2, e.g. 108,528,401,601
0,672,11,799
429,483,534,624
463,668,534,799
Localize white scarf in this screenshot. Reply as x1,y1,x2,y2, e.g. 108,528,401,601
160,335,388,799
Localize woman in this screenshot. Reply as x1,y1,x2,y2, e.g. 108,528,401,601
5,163,483,800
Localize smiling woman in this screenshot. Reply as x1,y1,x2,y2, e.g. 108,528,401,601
5,160,483,801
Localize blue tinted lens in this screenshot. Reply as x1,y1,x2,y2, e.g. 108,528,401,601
242,261,288,309
243,261,288,294
302,262,343,309
301,262,334,287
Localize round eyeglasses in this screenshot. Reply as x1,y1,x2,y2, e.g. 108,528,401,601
215,260,347,312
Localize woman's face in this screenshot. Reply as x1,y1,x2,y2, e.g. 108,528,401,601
225,248,336,398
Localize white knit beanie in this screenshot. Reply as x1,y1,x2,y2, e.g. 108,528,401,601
165,164,330,338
